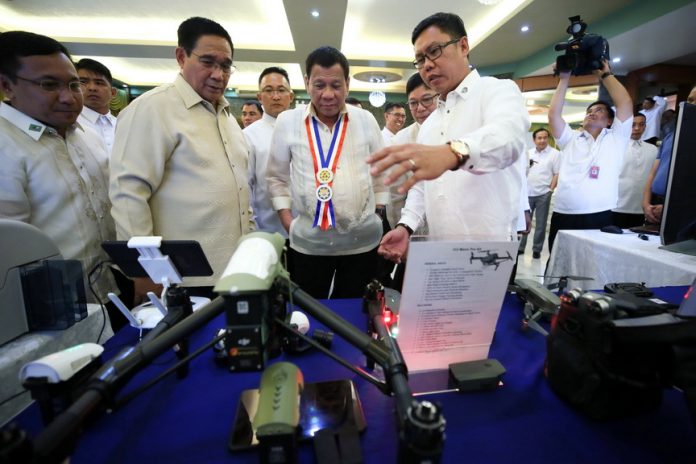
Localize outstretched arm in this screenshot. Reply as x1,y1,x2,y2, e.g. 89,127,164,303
594,60,632,122
548,71,571,139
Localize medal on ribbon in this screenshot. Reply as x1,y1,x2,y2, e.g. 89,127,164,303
305,113,349,230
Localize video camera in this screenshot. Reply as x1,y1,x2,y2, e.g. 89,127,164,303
554,15,610,76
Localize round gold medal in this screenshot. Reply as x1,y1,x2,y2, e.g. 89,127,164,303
316,168,334,184
316,184,333,202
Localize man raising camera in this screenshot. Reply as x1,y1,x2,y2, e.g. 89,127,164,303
547,60,633,252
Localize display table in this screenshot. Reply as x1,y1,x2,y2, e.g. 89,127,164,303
0,304,112,425
547,229,696,290
9,289,696,463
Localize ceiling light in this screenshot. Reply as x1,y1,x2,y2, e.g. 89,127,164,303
521,25,530,33
369,91,386,108
612,57,621,63
310,10,319,18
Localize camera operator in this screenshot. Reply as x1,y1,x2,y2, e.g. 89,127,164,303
547,60,633,252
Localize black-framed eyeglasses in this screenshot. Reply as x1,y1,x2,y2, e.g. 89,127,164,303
190,52,236,75
412,37,463,69
260,87,291,96
16,75,82,93
407,93,439,110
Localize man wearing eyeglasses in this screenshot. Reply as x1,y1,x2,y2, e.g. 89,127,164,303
110,17,252,298
244,67,294,236
76,58,117,158
387,73,438,231
382,102,407,146
0,31,116,304
367,12,529,264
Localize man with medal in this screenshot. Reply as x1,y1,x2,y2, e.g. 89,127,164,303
546,59,633,252
266,46,389,299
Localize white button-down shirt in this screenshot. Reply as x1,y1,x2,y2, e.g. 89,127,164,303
614,139,658,214
267,104,389,256
244,112,287,237
0,102,115,302
526,145,560,197
78,106,117,158
639,96,667,141
399,69,530,239
554,116,633,214
381,126,396,147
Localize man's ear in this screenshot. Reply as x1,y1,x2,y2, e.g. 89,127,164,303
175,47,187,68
0,74,16,100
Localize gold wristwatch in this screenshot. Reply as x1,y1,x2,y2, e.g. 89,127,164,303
447,140,470,171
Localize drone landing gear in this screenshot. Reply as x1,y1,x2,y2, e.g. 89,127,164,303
521,302,549,337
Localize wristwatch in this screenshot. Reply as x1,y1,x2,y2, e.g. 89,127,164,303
447,140,470,171
396,223,414,236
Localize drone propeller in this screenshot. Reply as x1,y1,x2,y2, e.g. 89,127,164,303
536,274,594,281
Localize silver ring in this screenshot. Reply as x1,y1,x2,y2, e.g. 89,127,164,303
408,158,417,170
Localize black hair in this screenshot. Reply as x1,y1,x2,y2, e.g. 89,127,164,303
75,58,113,84
177,17,233,56
587,100,615,121
532,127,550,139
384,102,405,114
0,31,71,81
305,46,349,80
345,96,362,106
411,12,467,45
243,100,263,114
258,66,290,86
406,73,428,96
633,111,646,120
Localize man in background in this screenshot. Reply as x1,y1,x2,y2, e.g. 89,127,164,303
76,58,117,157
110,17,252,298
519,127,559,259
642,85,696,224
345,96,362,108
612,112,657,228
244,66,294,236
547,60,633,252
381,102,406,146
388,73,438,230
640,95,667,145
241,99,263,127
0,31,116,305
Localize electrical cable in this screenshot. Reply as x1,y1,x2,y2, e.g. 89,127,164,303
87,260,111,344
0,390,28,408
113,331,225,409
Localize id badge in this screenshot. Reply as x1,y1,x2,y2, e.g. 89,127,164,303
589,165,600,179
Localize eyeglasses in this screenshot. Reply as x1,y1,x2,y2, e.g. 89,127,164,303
407,94,439,110
412,37,463,69
190,52,236,75
15,75,82,93
260,87,291,96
